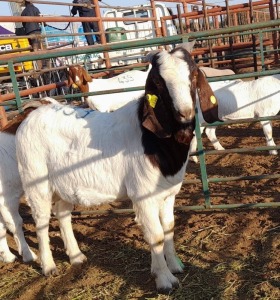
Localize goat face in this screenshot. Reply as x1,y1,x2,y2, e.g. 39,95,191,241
142,45,219,144
67,65,92,91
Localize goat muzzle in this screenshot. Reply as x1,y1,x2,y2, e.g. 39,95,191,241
175,109,195,124
174,128,194,144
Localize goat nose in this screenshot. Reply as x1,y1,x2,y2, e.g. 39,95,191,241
178,110,194,122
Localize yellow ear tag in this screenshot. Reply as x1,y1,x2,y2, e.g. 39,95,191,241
72,83,78,89
210,95,217,104
146,94,158,108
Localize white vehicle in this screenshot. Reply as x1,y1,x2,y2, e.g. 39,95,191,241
6,1,178,69
77,2,178,68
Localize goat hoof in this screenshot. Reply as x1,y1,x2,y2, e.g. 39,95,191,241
269,150,278,155
157,280,179,295
189,156,198,164
167,256,185,274
173,256,185,273
22,249,38,262
43,265,59,276
157,287,173,295
0,252,17,263
155,273,179,294
70,253,87,266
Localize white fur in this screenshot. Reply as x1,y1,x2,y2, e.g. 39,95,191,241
16,48,204,292
84,68,150,112
74,64,226,114
199,66,235,77
190,76,280,162
0,132,37,262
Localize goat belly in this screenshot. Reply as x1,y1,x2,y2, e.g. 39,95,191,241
73,187,122,206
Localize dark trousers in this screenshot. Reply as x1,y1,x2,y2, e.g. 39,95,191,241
82,22,100,45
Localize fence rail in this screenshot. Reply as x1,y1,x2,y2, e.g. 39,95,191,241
0,17,279,214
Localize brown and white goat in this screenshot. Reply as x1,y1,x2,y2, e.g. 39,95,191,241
16,45,219,293
67,65,149,111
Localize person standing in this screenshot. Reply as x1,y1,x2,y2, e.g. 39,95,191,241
71,0,101,45
21,0,42,52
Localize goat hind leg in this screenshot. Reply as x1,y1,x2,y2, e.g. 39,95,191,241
52,199,87,266
205,127,225,150
261,120,278,155
1,204,37,262
0,214,17,262
28,191,57,276
189,134,198,163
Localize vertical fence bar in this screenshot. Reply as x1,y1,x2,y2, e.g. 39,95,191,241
259,31,265,71
194,108,211,209
8,61,23,113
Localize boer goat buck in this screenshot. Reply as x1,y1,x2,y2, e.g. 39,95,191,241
16,44,219,293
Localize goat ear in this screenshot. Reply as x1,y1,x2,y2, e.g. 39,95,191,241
196,69,220,123
144,49,162,63
176,40,196,53
142,100,171,138
82,68,93,83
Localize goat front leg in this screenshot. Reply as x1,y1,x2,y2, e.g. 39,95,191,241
160,196,184,274
205,126,225,150
134,199,179,294
261,120,278,155
52,199,87,266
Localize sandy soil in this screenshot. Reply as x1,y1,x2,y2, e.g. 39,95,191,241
0,120,279,300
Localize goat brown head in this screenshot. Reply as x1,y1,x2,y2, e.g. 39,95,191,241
141,43,219,144
67,65,92,93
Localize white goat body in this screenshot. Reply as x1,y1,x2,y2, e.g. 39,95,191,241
68,66,149,112
88,69,148,112
190,76,280,162
16,45,219,293
68,65,233,113
0,132,37,262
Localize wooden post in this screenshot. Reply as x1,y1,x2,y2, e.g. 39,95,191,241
269,0,279,63
249,0,258,76
0,106,8,129
93,0,111,69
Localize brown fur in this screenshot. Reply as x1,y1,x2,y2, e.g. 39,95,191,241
196,68,219,123
139,46,219,176
1,100,53,135
67,65,91,95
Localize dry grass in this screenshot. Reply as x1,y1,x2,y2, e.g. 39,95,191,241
0,122,279,299
0,208,279,300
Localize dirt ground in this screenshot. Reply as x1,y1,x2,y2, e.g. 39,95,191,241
0,120,279,300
